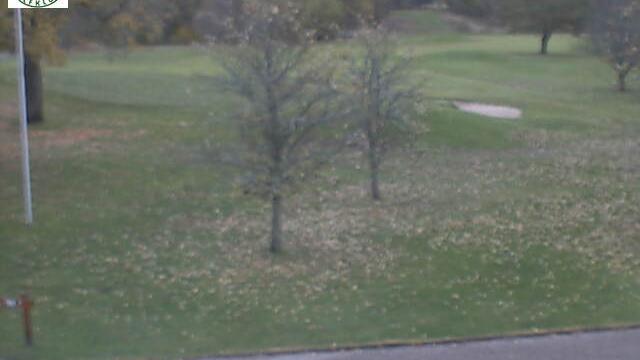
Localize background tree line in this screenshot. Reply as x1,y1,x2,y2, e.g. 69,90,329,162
0,0,404,124
0,0,638,126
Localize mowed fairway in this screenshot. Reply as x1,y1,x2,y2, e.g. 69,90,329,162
1,29,640,360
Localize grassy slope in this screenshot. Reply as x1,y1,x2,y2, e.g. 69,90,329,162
1,28,640,360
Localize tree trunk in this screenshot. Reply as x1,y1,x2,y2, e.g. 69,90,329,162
270,193,283,253
232,0,244,33
617,71,628,92
24,53,44,124
370,164,381,201
265,43,283,254
540,31,552,55
368,145,381,201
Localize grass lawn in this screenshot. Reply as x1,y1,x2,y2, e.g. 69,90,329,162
1,26,640,360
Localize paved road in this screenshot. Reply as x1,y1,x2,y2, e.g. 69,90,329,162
208,328,640,360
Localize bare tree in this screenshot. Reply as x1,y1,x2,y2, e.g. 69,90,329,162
591,0,640,92
350,28,421,201
217,1,346,253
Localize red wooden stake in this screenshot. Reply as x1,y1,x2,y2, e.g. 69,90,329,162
19,294,33,347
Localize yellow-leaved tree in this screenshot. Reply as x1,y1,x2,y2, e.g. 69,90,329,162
0,0,201,124
1,10,66,124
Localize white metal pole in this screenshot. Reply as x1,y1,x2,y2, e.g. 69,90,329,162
14,9,34,225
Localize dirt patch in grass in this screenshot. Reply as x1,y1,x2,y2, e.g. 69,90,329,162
0,119,10,130
0,128,116,162
0,143,17,165
0,101,17,121
30,129,114,148
0,101,119,159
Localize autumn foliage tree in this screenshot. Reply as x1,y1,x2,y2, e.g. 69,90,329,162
79,0,199,48
2,2,140,124
591,0,640,91
0,1,204,124
193,0,395,42
300,0,346,40
292,0,395,40
193,0,247,43
217,1,346,253
342,0,393,27
0,10,67,124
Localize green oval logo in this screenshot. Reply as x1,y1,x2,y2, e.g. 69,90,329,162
18,0,59,7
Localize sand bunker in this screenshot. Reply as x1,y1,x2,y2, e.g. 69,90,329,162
453,101,522,120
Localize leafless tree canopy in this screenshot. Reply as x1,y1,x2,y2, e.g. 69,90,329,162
350,28,421,201
217,1,347,253
590,0,640,91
